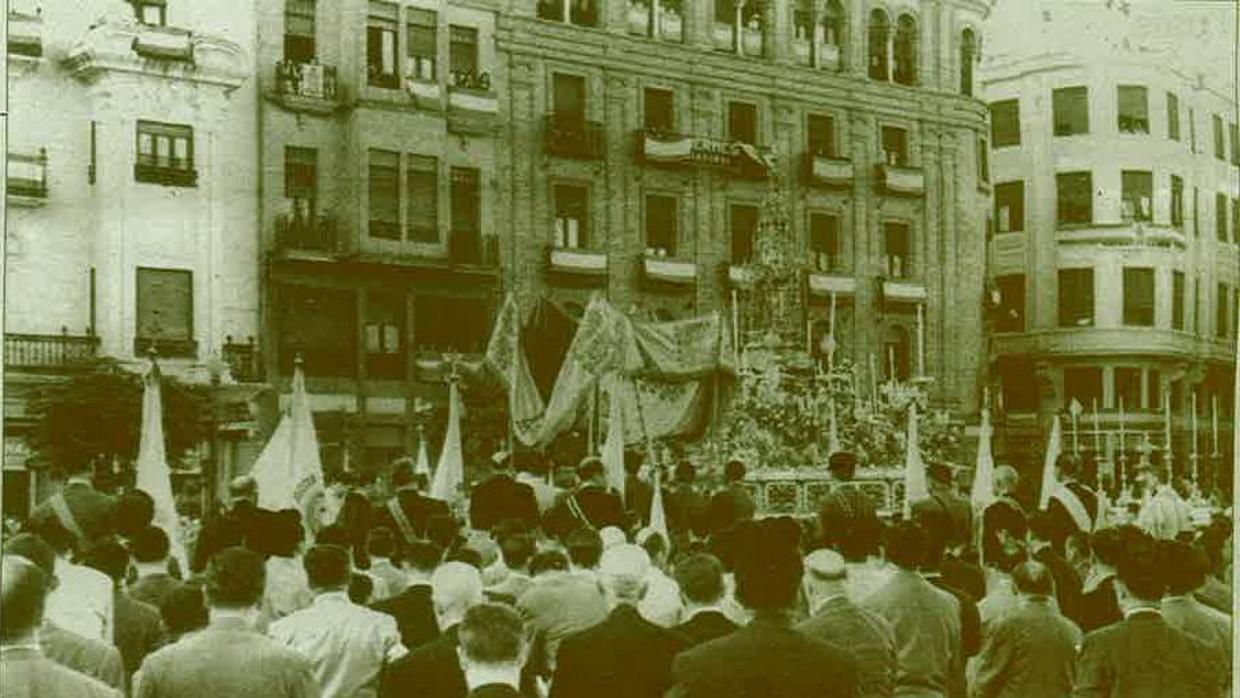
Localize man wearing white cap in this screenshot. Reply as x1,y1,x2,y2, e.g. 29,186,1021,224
798,549,896,698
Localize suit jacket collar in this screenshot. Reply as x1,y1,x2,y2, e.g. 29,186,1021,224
748,609,795,627
206,615,252,633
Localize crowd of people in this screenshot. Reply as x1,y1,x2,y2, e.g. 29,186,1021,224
0,447,1233,697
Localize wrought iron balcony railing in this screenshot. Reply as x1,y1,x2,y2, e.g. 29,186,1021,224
274,60,339,101
5,330,99,370
544,113,605,159
275,213,338,255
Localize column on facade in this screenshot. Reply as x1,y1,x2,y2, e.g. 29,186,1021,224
846,0,866,78
604,74,631,306
809,1,823,69
763,0,787,62
687,0,714,49
850,112,876,359
922,124,947,397
510,59,542,305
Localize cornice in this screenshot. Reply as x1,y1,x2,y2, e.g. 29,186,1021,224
62,20,247,90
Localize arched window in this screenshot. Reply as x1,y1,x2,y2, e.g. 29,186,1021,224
883,325,911,382
960,28,977,96
867,9,889,81
821,0,845,68
893,14,917,85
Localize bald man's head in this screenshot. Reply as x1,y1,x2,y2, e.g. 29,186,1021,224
432,562,484,626
802,549,848,606
2,556,49,642
1011,561,1055,598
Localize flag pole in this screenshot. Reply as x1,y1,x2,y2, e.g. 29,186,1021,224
508,296,518,463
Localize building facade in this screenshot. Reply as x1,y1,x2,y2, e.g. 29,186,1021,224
980,0,1239,487
4,0,257,515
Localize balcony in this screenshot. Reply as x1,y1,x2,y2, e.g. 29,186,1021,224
728,264,759,287
448,70,498,136
8,10,42,60
132,25,194,62
544,114,605,160
992,328,1233,364
275,213,339,259
804,153,853,188
877,164,925,196
548,247,608,279
643,255,697,286
636,130,772,178
879,280,927,304
1054,222,1187,249
272,60,341,114
711,22,762,56
448,230,500,268
134,155,197,188
807,272,856,297
8,149,47,205
5,330,99,371
626,1,684,41
134,337,198,359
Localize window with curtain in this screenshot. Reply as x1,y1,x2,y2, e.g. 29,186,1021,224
990,99,1020,147
1052,86,1089,136
807,113,835,157
1058,268,1095,327
730,204,758,264
1166,92,1180,140
1117,85,1149,134
1056,171,1092,225
368,149,400,239
809,212,841,272
406,8,437,81
136,121,193,171
960,28,976,96
1122,267,1155,327
994,181,1024,233
867,9,889,81
1121,170,1152,222
645,194,678,255
893,14,917,85
449,25,478,77
882,221,910,278
367,1,399,87
284,0,316,63
406,154,438,243
1170,175,1184,228
554,184,589,249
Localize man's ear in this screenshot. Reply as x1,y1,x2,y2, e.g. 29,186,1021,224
455,645,470,670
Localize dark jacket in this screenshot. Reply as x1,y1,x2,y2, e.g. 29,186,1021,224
972,596,1081,698
664,484,710,537
819,484,882,556
382,625,539,698
129,573,180,610
30,481,117,545
1045,482,1098,554
114,592,164,678
797,596,896,698
1033,547,1082,621
470,474,540,532
707,483,756,535
370,582,439,650
624,475,653,526
1073,610,1224,698
924,572,982,658
470,686,522,698
549,605,687,698
912,491,973,551
982,498,1027,567
1074,576,1122,634
670,611,858,698
674,610,739,649
376,489,452,542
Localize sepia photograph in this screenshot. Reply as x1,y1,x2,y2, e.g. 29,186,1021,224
1,0,1238,695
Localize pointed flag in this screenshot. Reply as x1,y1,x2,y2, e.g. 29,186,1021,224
971,407,996,513
135,358,188,574
600,375,627,502
648,460,668,538
430,378,464,502
485,294,547,447
902,403,928,519
252,359,325,534
414,431,432,478
1039,415,1063,510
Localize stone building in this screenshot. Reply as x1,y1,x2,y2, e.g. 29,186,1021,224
980,0,1239,486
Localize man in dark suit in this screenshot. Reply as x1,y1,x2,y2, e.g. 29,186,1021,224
1045,454,1099,556
1073,533,1225,697
818,451,881,556
672,553,738,648
191,477,258,574
470,454,541,533
128,525,179,608
911,463,973,552
547,458,626,535
371,540,442,650
1027,511,1082,620
381,562,482,697
972,561,1082,698
797,549,895,698
664,461,710,538
913,506,982,661
29,462,118,549
1074,528,1124,633
623,451,653,528
378,467,452,544
1158,541,1231,692
981,466,1028,567
550,544,687,698
82,539,165,680
707,460,756,536
459,603,530,698
669,521,858,698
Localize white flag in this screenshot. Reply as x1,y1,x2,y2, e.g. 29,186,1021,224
971,408,996,513
1039,415,1063,510
252,362,325,532
601,375,627,502
649,461,668,539
430,380,464,502
902,403,928,519
135,361,188,574
414,434,432,478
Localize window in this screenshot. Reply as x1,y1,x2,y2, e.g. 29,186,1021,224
284,0,316,62
1052,86,1089,136
807,114,836,157
1116,85,1149,134
1218,283,1230,338
449,26,478,78
133,0,166,26
1114,368,1141,411
892,14,917,85
995,274,1025,333
365,292,405,380
1190,108,1197,151
990,100,1020,147
570,0,597,27
1232,123,1240,166
406,155,438,243
822,0,845,47
279,286,357,377
1166,92,1180,140
553,73,587,117
960,28,976,96
1148,370,1161,411
727,102,758,145
645,194,678,256
449,168,482,263
1058,268,1094,327
1170,175,1184,228
1235,198,1240,243
1063,367,1102,411
1173,271,1185,330
367,1,399,88
1194,187,1200,236
414,295,491,353
1122,267,1155,327
1213,115,1226,160
644,88,674,132
977,137,989,183
1120,170,1152,222
284,146,317,220
882,221,910,278
135,121,194,185
1194,279,1202,334
730,204,759,264
867,9,889,81
994,181,1024,233
809,212,841,272
136,268,193,353
368,149,400,239
406,9,437,81
883,326,911,382
1217,193,1229,242
1056,171,1092,225
554,184,589,249
881,126,908,167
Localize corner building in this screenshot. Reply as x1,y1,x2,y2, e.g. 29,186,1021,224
496,0,994,419
980,0,1239,483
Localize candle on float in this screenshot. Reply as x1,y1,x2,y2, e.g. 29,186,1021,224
916,303,926,378
827,291,837,371
1118,398,1126,455
1191,391,1200,456
1163,391,1172,454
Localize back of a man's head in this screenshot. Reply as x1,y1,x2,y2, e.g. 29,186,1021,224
457,602,528,671
1160,540,1210,596
674,553,725,607
724,460,746,483
498,533,535,571
576,457,605,484
565,527,603,569
23,519,75,557
160,581,209,639
1011,561,1055,597
115,490,156,539
734,540,803,612
2,556,49,642
403,540,444,575
206,546,266,610
82,539,130,584
3,533,56,579
598,544,651,603
529,550,569,577
1090,528,1127,568
304,544,351,591
1115,533,1165,603
884,521,927,571
432,561,484,618
130,525,171,564
637,529,667,565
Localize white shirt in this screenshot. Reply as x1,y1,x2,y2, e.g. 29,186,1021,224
269,591,407,698
263,555,313,626
46,558,112,643
639,567,683,628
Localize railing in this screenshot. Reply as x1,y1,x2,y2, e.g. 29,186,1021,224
450,69,491,91
544,113,605,159
8,10,43,57
274,60,339,101
134,154,197,187
134,337,198,358
448,230,499,267
8,149,47,198
222,336,263,383
5,330,99,370
276,213,337,254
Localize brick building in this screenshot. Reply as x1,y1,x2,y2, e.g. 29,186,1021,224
980,0,1239,486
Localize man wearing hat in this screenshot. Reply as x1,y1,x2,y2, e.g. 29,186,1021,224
545,458,625,537
817,452,881,557
911,462,973,553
